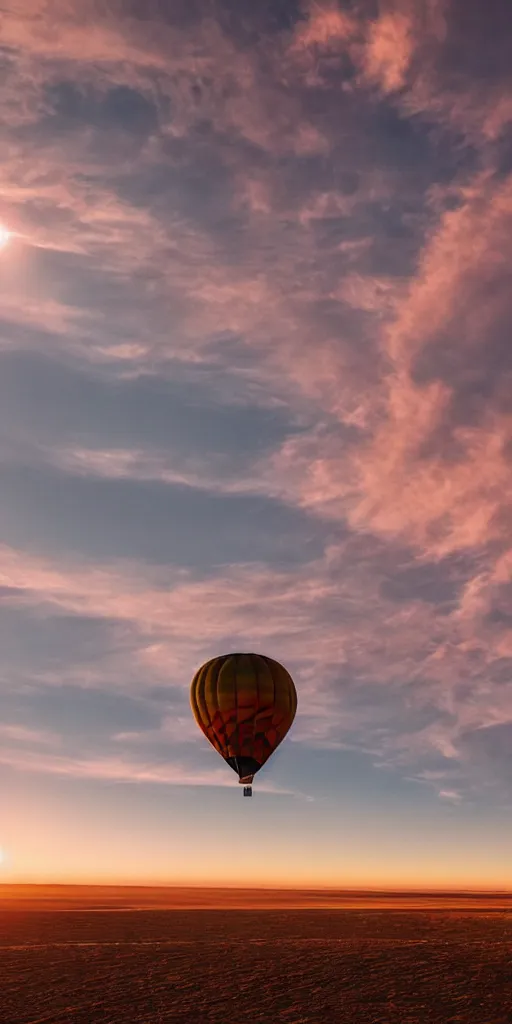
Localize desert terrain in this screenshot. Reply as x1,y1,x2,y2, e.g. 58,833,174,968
1,887,511,1023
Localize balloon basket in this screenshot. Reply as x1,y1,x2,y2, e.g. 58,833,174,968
243,786,253,797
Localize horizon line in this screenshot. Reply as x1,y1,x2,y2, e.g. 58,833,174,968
2,882,511,895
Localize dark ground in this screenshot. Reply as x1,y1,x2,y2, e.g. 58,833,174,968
1,906,512,1023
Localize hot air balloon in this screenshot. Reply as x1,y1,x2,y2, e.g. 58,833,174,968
190,652,297,796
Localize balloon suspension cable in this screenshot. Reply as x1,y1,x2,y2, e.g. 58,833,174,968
240,771,254,797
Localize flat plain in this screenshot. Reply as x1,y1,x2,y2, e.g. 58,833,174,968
1,887,511,1023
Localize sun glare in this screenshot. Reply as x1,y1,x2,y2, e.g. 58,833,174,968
0,225,11,249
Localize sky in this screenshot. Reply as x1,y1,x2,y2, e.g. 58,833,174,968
0,0,511,890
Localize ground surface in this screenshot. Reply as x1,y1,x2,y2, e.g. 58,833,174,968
1,897,512,1023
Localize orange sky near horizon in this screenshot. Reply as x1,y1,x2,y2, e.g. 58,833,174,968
2,767,512,892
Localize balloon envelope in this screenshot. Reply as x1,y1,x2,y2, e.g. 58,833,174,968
190,652,297,786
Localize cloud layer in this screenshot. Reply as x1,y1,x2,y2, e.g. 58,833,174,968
0,0,511,805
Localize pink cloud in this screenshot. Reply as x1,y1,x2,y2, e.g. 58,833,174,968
293,5,355,50
349,176,512,558
2,0,329,157
0,724,59,747
361,10,416,94
438,789,462,803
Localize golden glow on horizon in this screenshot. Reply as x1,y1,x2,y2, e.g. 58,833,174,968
4,781,512,893
4,857,512,892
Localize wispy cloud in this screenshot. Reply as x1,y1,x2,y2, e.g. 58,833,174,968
0,723,59,747
0,744,298,797
438,789,463,803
